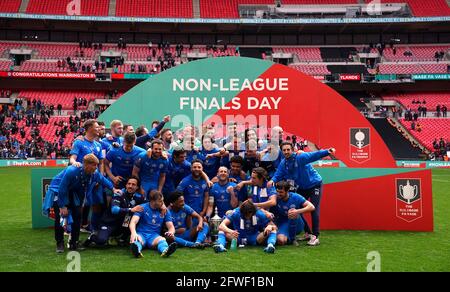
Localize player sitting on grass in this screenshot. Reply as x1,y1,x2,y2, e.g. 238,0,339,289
167,191,210,249
213,200,277,254
129,190,177,258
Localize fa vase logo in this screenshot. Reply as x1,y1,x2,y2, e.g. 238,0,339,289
398,180,418,204
396,179,422,222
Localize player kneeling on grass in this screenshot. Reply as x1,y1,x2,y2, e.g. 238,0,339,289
129,190,177,258
167,191,210,249
273,181,315,246
213,200,277,254
83,176,147,248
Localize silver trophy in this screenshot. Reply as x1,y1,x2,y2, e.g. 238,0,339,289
210,207,222,243
399,180,418,204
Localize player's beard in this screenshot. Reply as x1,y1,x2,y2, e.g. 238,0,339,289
192,171,202,179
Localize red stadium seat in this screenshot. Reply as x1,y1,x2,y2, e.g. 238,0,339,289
0,60,13,71
115,0,193,18
382,92,450,112
399,118,450,151
383,45,450,62
273,47,323,62
26,0,110,16
200,0,358,18
18,90,105,110
289,64,330,75
378,63,449,74
6,116,75,146
0,0,21,13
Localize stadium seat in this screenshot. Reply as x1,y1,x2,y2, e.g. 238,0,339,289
383,45,450,62
115,0,193,18
200,0,358,18
399,118,450,151
0,60,13,71
289,64,331,75
6,116,75,146
273,47,323,62
19,60,96,72
382,92,450,112
26,0,110,16
378,63,449,74
18,90,105,110
0,0,21,13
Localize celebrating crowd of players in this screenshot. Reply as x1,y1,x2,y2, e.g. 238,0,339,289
43,116,335,258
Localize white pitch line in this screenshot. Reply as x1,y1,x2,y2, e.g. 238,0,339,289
433,179,450,183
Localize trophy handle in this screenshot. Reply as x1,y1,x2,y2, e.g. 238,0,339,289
413,185,418,199
399,185,404,198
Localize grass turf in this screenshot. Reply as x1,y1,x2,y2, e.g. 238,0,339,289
0,167,448,272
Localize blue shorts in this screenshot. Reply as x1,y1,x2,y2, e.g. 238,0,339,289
276,218,304,242
86,184,104,206
238,233,259,246
178,222,209,241
137,232,162,248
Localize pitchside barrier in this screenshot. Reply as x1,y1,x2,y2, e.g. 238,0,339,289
30,57,434,231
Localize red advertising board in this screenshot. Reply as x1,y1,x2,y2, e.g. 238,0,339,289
319,169,433,231
340,74,361,81
0,71,96,79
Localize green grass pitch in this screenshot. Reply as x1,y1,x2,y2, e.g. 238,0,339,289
0,167,448,272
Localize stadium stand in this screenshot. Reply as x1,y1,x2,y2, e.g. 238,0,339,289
377,63,449,74
2,41,450,76
4,116,73,145
19,60,97,72
7,0,450,18
369,118,424,159
320,47,358,62
0,0,22,13
382,92,450,112
289,64,330,75
115,63,158,73
17,90,105,110
274,47,323,62
200,0,359,18
399,118,450,152
26,0,110,16
0,60,12,71
365,0,450,17
382,45,450,62
115,0,193,18
0,42,96,59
